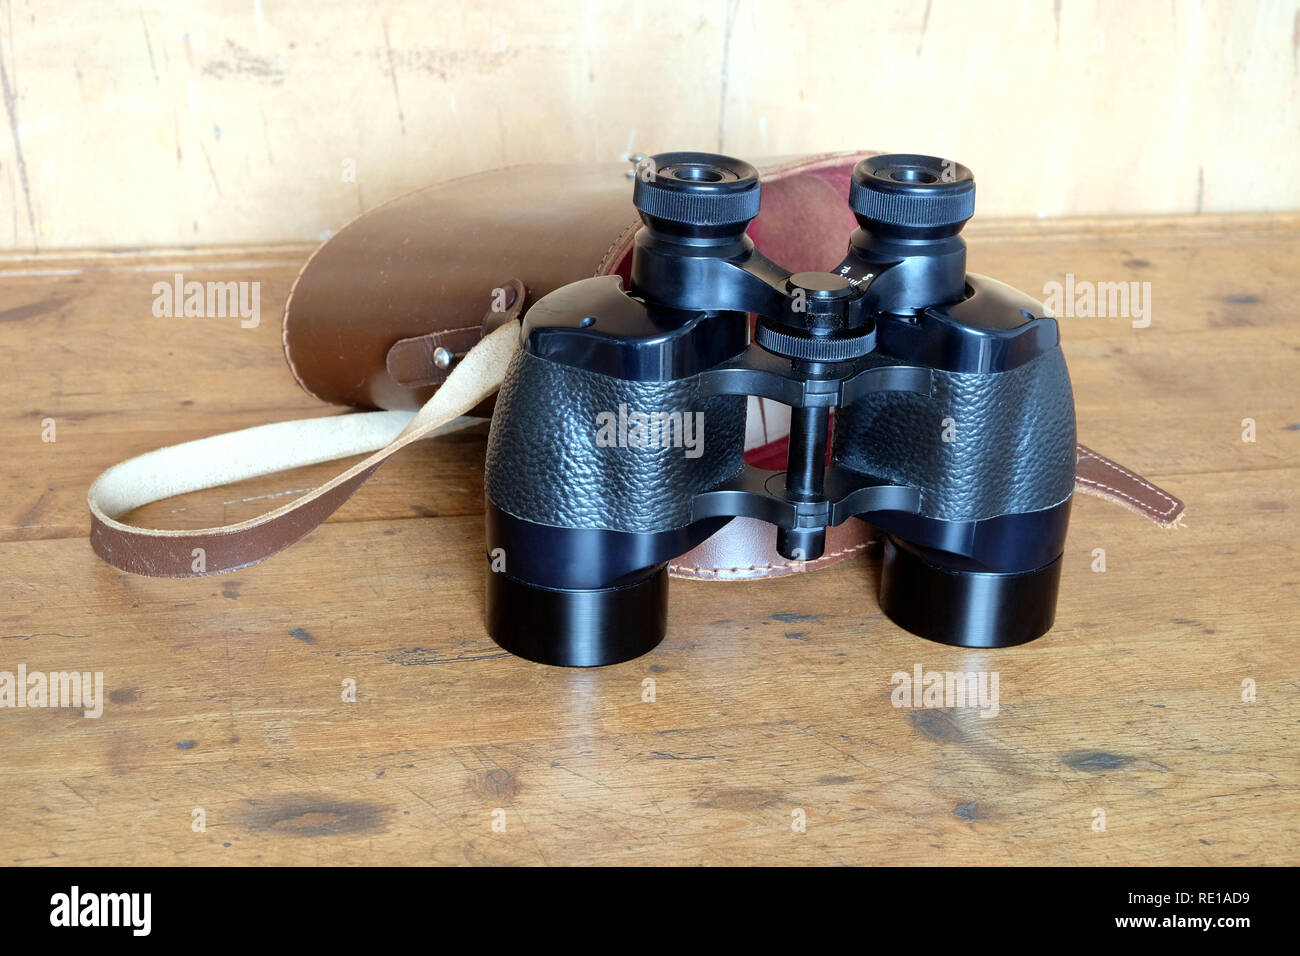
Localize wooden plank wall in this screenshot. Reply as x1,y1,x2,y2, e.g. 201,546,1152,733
1,0,1297,250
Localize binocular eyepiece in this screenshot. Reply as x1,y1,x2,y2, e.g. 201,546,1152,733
634,151,975,242
849,153,975,238
632,152,761,239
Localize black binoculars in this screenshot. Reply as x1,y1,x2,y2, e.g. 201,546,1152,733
483,151,1076,666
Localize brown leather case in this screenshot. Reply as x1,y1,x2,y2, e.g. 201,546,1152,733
282,153,866,412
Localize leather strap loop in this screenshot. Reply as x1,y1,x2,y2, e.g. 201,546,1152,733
386,279,528,388
387,326,484,388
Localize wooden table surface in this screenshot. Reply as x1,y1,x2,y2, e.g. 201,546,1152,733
1,214,1297,866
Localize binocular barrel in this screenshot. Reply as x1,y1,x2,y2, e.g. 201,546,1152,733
484,152,1076,666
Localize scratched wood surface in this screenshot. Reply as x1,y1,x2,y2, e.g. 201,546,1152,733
0,215,1297,865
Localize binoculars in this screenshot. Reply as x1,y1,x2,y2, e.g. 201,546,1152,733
483,151,1076,666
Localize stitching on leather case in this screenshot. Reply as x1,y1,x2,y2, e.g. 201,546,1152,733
669,540,877,577
429,324,481,341
596,220,640,276
1076,447,1178,517
393,323,482,348
753,151,871,178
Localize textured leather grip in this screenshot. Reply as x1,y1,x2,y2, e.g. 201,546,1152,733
833,347,1077,520
485,350,747,533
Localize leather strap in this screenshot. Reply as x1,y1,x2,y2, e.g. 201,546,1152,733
1073,444,1185,524
88,321,521,577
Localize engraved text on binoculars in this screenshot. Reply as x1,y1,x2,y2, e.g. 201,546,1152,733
834,265,875,288
594,405,705,459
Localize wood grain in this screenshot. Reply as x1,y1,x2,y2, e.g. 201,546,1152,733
0,215,1296,865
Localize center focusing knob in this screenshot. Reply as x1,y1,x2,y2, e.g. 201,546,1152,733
849,153,975,239
632,151,761,238
755,271,875,363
